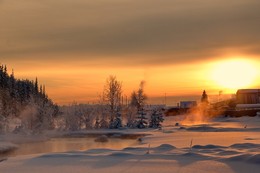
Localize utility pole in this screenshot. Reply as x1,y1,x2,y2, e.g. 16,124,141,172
164,93,167,106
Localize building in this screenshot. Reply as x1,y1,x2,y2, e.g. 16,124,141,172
179,101,197,108
236,89,260,104
144,104,166,111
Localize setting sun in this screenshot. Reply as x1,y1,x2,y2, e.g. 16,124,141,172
211,59,258,89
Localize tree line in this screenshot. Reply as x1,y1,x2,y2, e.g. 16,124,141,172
0,64,58,133
58,75,164,131
0,65,164,133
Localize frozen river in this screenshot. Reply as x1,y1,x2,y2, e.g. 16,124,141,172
3,136,139,157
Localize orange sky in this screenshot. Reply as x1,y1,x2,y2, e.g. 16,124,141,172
2,56,259,105
1,0,260,105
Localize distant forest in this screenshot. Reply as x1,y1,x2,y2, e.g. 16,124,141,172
0,65,164,133
0,64,58,132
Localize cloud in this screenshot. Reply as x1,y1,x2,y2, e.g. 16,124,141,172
0,0,260,65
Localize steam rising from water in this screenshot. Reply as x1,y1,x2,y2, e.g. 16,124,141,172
181,104,211,125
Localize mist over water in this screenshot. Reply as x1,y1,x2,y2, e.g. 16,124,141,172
4,137,138,157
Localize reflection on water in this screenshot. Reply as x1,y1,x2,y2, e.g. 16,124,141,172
8,137,138,157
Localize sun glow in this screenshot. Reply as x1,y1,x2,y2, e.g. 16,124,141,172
211,59,258,90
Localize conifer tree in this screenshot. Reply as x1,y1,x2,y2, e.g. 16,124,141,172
136,109,148,129
149,110,164,128
109,111,122,129
201,90,209,104
35,78,39,94
43,85,46,97
0,64,59,133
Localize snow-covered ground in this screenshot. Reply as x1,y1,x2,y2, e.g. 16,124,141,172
0,116,259,173
0,142,18,154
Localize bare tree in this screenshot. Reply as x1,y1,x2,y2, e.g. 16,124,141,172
103,75,122,119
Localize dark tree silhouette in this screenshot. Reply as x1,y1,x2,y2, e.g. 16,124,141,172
0,64,58,132
201,90,209,104
130,81,147,110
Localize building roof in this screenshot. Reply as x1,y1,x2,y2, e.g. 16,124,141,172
237,89,260,94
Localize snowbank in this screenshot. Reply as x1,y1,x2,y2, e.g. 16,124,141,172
0,143,259,173
0,116,259,173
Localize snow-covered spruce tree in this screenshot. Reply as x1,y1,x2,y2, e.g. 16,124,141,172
0,88,12,118
35,98,58,131
149,110,164,128
115,112,123,128
0,88,4,117
0,66,25,128
136,109,148,129
109,111,122,129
